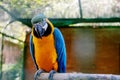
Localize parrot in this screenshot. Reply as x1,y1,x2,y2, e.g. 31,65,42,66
29,14,66,80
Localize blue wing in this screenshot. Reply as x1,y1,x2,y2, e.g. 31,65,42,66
29,34,38,70
53,28,66,73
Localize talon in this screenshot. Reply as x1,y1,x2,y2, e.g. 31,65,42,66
34,69,44,80
48,70,56,80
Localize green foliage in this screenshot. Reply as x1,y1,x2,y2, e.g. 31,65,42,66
0,0,42,18
0,0,80,19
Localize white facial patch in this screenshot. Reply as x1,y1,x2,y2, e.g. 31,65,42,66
42,23,48,31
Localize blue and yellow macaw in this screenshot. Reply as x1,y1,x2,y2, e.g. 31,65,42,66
29,14,66,80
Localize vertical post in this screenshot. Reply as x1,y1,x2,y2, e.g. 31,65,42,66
0,34,4,80
78,0,83,18
119,44,120,74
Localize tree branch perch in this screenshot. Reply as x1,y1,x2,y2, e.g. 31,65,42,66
37,73,120,80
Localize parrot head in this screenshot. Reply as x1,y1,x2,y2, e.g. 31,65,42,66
31,14,48,39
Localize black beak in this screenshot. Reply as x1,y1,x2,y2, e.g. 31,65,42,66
34,26,45,39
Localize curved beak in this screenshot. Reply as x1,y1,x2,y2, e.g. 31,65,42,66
34,24,45,39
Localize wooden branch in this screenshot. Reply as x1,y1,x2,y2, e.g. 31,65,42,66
37,73,120,80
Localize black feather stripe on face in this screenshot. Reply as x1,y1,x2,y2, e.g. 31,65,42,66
33,28,40,38
43,23,52,36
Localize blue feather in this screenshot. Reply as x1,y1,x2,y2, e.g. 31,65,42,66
53,28,66,73
29,34,38,70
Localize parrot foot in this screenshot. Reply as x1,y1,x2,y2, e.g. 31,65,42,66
34,69,44,80
48,70,56,80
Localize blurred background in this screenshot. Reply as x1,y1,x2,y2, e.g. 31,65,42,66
0,0,120,80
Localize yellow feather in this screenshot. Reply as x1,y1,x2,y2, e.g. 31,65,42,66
32,19,58,72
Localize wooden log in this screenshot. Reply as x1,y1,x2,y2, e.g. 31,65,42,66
37,73,120,80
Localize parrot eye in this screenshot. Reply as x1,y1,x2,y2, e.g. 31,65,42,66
41,20,46,26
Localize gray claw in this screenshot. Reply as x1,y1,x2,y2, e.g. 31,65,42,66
34,69,44,80
48,70,56,80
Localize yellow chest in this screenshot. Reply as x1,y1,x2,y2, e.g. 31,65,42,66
32,34,58,71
